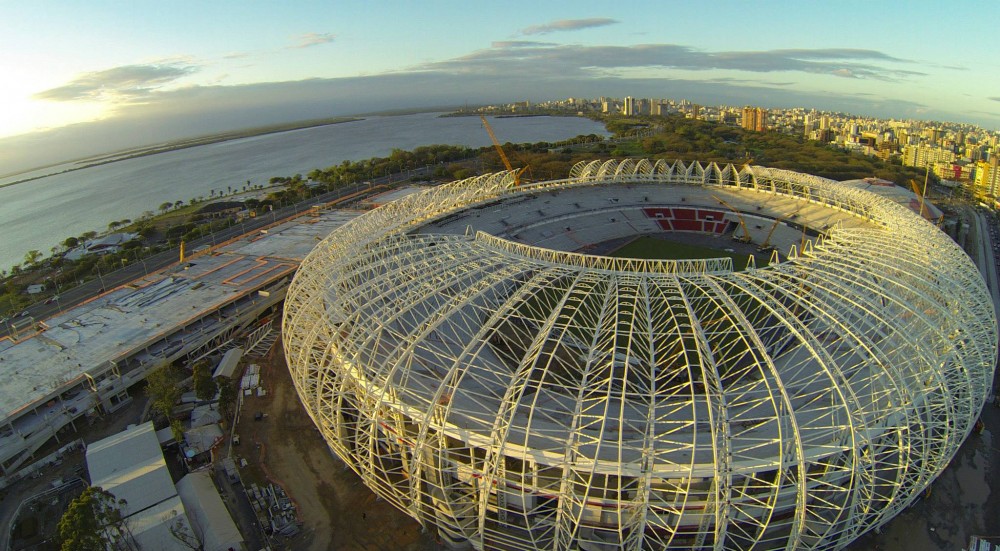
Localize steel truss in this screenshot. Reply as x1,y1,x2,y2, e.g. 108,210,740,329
283,160,997,551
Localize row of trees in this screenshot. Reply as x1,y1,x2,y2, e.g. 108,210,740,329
2,116,935,318
589,113,932,187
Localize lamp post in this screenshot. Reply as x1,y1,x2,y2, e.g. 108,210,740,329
95,264,106,292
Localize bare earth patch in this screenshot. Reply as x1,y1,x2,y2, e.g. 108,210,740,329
236,338,441,550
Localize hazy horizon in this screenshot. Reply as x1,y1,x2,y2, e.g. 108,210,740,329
3,1,999,175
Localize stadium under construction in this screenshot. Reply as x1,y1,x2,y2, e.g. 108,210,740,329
283,160,998,550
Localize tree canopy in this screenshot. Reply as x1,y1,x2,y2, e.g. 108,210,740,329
192,358,218,401
58,486,135,551
146,363,183,418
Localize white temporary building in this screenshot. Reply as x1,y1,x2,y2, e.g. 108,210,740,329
213,347,244,379
86,422,198,551
176,471,245,551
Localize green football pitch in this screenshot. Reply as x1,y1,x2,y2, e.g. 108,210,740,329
609,236,767,270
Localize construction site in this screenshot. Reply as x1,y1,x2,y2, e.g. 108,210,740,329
0,150,995,551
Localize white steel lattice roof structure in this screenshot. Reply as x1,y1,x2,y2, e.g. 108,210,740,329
283,160,997,551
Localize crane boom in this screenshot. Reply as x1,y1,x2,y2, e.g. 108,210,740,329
712,195,752,243
480,116,521,185
909,179,928,219
760,217,783,249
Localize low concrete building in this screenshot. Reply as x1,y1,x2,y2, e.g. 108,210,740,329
0,209,360,482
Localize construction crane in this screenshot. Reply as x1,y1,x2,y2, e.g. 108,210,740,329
713,195,752,243
480,115,523,185
910,179,929,219
759,217,784,250
910,179,927,218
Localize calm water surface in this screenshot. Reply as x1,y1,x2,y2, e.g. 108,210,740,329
0,113,608,270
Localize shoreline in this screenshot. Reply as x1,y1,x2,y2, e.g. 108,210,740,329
0,114,612,274
0,117,365,190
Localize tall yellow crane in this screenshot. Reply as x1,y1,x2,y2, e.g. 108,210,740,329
481,115,523,186
760,217,784,250
910,179,928,219
712,195,752,243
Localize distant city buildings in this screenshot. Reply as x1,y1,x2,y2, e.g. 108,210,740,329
622,96,636,116
974,157,1000,201
741,106,768,132
473,95,1000,204
902,143,956,169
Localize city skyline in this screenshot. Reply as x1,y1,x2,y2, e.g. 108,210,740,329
2,0,999,174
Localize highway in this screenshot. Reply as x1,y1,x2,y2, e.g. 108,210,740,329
969,207,1000,316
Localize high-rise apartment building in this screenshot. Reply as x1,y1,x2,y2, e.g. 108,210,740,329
623,96,636,116
974,157,1000,200
902,144,956,169
741,106,767,132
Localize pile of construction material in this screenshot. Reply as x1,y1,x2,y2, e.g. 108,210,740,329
240,364,266,397
247,482,300,537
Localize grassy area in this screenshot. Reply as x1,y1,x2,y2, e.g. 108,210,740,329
610,236,767,270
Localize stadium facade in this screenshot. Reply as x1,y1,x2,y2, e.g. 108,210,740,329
283,160,997,551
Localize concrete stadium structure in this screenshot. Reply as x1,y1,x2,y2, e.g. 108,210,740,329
0,209,360,482
283,160,998,551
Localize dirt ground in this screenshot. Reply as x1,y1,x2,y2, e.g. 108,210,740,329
235,338,442,551
847,393,1000,551
233,338,1000,551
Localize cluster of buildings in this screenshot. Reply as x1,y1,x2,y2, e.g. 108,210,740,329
477,96,1000,205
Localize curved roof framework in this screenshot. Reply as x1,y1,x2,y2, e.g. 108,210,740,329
283,160,997,550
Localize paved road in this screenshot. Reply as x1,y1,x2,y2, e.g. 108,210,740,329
1,168,433,339
971,208,1000,313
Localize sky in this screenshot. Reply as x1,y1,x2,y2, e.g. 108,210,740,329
2,0,999,175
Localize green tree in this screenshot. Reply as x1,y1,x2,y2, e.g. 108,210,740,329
58,486,136,551
62,237,79,249
159,202,173,214
23,250,42,267
146,363,182,418
217,377,237,419
170,418,185,442
192,358,217,401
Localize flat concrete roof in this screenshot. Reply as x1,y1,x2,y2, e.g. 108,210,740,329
361,186,428,207
840,178,944,220
0,210,360,423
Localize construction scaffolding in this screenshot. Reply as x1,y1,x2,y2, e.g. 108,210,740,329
283,160,997,551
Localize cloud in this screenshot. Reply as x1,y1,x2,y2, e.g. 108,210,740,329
989,97,1000,102
291,32,336,49
33,63,198,102
421,43,926,82
0,67,959,176
520,18,617,35
492,41,558,48
7,42,996,175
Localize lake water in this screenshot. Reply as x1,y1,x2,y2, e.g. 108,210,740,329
0,113,608,271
